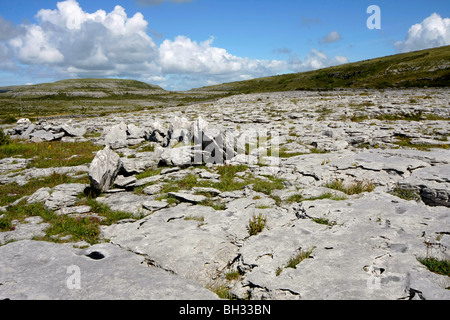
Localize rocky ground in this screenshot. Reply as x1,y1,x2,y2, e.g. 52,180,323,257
0,88,449,300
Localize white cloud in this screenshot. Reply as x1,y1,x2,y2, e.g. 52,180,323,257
0,42,16,70
9,0,159,78
322,31,342,44
288,49,348,72
10,25,64,65
158,35,288,90
159,36,285,76
395,13,450,53
2,0,349,90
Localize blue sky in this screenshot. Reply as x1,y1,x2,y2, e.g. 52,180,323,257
0,0,449,90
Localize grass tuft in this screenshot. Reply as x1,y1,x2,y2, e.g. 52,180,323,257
277,247,315,276
248,213,267,236
324,179,375,195
389,185,421,201
417,257,450,277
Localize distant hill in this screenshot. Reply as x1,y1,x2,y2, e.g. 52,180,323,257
194,45,450,94
1,78,166,97
0,78,224,122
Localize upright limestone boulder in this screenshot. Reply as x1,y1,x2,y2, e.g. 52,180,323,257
104,122,128,149
89,146,122,193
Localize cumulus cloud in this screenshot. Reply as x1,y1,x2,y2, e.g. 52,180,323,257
322,31,342,44
159,36,285,76
158,35,288,90
395,13,450,53
9,0,159,77
288,49,348,72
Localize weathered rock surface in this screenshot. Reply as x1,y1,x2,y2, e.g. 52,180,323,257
44,183,88,211
1,88,449,300
103,122,128,149
101,203,240,286
96,192,152,216
0,217,50,245
398,165,450,207
229,193,450,300
0,165,89,186
0,240,218,300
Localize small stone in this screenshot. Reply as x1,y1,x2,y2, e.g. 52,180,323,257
27,188,51,204
168,192,206,203
114,175,137,188
142,184,162,195
142,200,169,211
55,205,91,215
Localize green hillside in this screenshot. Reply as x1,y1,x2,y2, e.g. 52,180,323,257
196,45,450,93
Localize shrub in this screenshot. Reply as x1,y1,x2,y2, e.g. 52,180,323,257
0,115,17,125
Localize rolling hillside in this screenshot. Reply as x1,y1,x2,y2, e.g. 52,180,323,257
195,45,450,94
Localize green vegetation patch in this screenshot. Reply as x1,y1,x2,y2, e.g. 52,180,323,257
393,136,449,151
1,196,135,245
324,179,375,195
389,185,421,201
252,176,285,196
286,192,347,203
276,247,315,276
417,257,450,277
0,140,102,168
